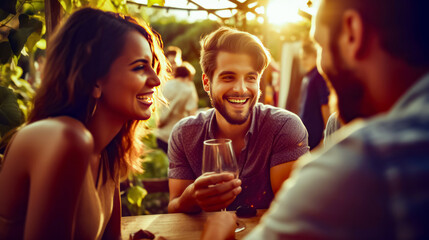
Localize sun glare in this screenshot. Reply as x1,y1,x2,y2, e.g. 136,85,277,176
266,0,312,25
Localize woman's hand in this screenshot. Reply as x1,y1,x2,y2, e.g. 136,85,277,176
201,211,237,240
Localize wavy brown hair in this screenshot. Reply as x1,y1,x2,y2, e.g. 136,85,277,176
28,8,169,181
199,26,271,81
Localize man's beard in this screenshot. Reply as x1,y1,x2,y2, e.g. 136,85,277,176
208,87,258,125
324,39,370,124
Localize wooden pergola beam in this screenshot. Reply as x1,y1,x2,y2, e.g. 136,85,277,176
126,0,266,24
187,0,228,22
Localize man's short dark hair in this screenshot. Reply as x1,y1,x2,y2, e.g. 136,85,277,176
320,0,429,66
166,46,182,59
302,39,317,57
174,61,195,78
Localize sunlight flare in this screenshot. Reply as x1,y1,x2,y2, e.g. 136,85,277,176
266,0,314,25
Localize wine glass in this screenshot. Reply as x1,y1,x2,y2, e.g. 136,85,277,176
202,138,246,233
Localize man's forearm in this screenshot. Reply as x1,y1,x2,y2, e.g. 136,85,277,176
168,185,201,213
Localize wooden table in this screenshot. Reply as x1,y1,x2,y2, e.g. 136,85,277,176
122,209,267,240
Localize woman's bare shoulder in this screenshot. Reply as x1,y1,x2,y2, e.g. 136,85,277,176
8,116,94,170
22,116,92,147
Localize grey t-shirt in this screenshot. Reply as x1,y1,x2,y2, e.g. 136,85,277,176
168,103,309,210
324,112,342,147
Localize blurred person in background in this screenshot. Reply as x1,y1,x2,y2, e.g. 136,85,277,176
298,39,330,150
29,47,46,89
165,45,182,73
156,61,198,154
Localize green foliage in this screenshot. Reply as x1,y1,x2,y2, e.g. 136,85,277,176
0,0,17,15
139,192,169,214
0,42,13,64
21,1,45,16
0,61,34,132
138,117,169,178
121,127,169,215
147,0,165,7
0,85,22,137
122,190,169,216
127,185,148,208
0,9,9,24
58,0,131,15
122,146,169,216
1,55,36,113
0,0,43,140
0,0,44,64
140,147,168,178
8,14,43,56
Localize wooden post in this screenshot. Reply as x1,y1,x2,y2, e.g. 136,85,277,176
259,1,269,104
44,0,62,43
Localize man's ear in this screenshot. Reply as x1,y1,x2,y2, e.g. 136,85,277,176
340,10,365,60
202,73,210,92
92,81,102,99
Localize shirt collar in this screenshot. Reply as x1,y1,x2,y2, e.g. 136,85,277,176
207,109,216,139
207,104,259,139
247,103,258,136
388,71,429,117
306,67,319,78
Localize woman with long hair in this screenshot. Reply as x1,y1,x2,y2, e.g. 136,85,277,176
0,8,168,239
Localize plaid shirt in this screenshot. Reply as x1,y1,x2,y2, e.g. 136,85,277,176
246,73,429,240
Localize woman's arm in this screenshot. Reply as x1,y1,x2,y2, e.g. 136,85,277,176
21,119,94,239
103,183,122,240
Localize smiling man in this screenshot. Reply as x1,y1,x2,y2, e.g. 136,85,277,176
167,27,309,213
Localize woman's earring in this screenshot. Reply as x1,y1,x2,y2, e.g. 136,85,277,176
91,100,98,117
91,82,101,118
